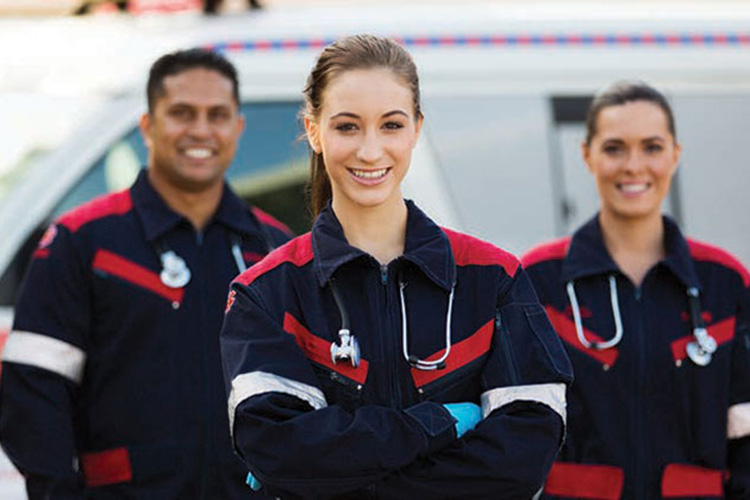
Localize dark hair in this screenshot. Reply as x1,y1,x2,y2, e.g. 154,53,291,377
146,48,240,112
585,81,676,146
302,34,422,217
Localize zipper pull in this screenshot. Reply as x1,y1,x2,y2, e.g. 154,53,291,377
380,264,388,285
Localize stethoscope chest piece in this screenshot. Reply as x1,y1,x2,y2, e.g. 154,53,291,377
160,250,191,288
331,329,360,367
686,327,717,367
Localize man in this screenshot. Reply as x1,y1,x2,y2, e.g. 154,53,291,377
0,49,292,498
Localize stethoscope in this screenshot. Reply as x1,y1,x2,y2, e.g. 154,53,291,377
329,276,456,371
158,233,269,289
566,275,717,366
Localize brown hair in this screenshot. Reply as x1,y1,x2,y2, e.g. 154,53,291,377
302,34,422,217
585,80,676,146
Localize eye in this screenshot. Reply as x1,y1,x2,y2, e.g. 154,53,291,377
645,143,664,153
209,108,232,122
383,121,405,131
602,144,622,156
169,107,192,120
335,122,358,133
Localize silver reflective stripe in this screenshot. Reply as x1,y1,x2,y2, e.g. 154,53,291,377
481,383,566,423
728,402,750,439
2,330,86,384
228,371,327,434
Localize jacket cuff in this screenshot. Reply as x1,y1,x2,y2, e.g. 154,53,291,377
403,401,456,454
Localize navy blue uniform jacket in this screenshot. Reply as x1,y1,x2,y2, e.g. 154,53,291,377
221,201,574,499
522,215,750,499
0,170,292,499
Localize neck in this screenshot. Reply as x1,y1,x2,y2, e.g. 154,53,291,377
599,210,665,287
147,169,223,232
332,196,408,266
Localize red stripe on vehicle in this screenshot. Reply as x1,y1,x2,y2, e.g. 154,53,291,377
544,462,624,499
443,228,520,277
92,250,184,305
58,190,133,233
661,463,724,497
411,319,493,388
251,206,294,238
81,447,133,487
235,233,313,286
521,237,571,268
283,313,369,385
545,306,619,367
670,316,735,362
688,239,750,287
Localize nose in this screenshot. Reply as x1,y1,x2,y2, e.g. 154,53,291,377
623,150,645,174
356,130,383,164
187,113,212,139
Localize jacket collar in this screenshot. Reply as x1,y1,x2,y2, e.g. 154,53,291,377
312,200,456,291
130,169,263,242
561,213,699,288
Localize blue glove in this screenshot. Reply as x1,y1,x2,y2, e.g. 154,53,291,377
443,402,482,438
246,471,261,491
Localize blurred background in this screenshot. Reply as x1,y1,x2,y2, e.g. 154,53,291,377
2,1,750,496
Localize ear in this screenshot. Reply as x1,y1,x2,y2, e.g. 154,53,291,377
139,112,153,150
670,140,682,175
304,115,322,154
581,141,595,174
412,113,424,147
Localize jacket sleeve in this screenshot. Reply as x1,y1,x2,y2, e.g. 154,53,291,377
727,280,750,498
372,265,574,498
221,282,461,499
0,224,88,499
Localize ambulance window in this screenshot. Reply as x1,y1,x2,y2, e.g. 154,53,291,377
51,100,310,232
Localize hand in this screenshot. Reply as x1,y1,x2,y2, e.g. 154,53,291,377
246,471,261,491
443,402,482,438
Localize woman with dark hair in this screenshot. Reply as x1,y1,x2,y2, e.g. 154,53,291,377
523,81,750,498
220,34,572,499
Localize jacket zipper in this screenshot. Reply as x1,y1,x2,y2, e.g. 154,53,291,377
380,263,403,408
634,284,647,500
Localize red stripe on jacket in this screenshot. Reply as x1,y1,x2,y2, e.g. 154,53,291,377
58,190,133,233
545,306,619,367
80,447,133,487
670,316,736,362
251,206,294,238
688,238,750,287
443,228,520,277
521,237,571,269
235,233,313,286
544,462,624,499
283,312,369,385
411,319,494,388
661,463,724,497
92,249,184,305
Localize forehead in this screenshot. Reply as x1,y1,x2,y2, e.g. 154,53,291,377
321,68,414,115
158,67,236,107
595,100,672,139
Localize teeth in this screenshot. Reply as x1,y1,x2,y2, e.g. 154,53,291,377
352,168,388,179
620,183,648,193
184,148,212,159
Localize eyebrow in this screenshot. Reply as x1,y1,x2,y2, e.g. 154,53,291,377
330,109,411,120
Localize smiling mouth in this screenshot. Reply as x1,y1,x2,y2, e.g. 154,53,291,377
349,167,390,180
618,182,650,194
182,147,214,159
